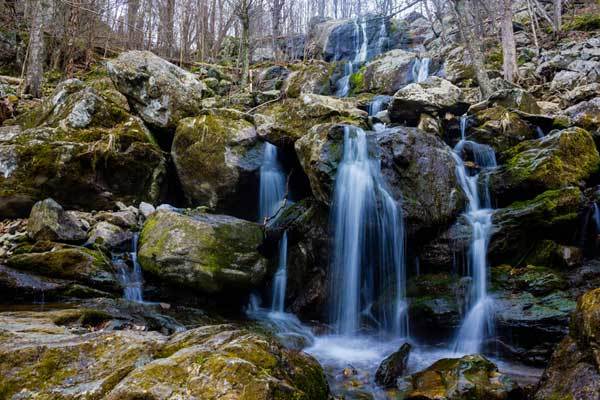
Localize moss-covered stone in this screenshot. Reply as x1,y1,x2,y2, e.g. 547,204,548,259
491,127,599,204
138,210,267,294
171,108,262,216
282,61,334,98
470,106,537,153
0,80,166,218
397,355,521,400
6,243,119,292
258,94,367,146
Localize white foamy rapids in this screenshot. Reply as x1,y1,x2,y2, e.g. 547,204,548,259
413,57,431,83
116,233,144,302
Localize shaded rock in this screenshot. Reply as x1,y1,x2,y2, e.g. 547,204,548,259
389,77,468,125
362,49,418,95
138,210,267,295
172,108,263,218
376,126,464,235
0,81,166,218
107,50,208,134
397,355,522,400
534,288,600,399
490,187,583,265
375,343,411,388
473,87,541,115
258,94,366,147
522,240,583,269
139,201,155,218
440,46,476,85
265,198,330,319
27,198,87,242
490,128,599,204
7,242,119,292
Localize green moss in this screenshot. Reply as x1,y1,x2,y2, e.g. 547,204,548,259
349,67,365,95
564,13,600,31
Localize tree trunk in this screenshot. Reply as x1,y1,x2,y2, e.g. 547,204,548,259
64,0,80,78
501,0,519,82
452,0,493,98
127,0,140,49
553,0,562,32
22,0,45,98
239,0,250,87
271,0,284,59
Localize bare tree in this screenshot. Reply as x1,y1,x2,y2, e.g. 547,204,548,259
452,0,493,98
22,0,46,97
500,0,519,82
553,0,562,32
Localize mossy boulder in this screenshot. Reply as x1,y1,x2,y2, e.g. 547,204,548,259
282,61,334,97
483,88,541,115
137,209,267,295
388,77,468,125
257,94,367,147
7,242,119,292
27,198,87,243
469,106,537,153
0,80,166,218
397,355,521,400
107,50,208,134
106,324,330,400
535,288,600,399
490,187,583,265
171,108,263,218
490,128,599,205
361,49,418,95
522,240,583,269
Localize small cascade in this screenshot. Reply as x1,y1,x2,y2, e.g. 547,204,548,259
329,126,407,336
259,142,286,221
116,233,144,302
375,16,388,56
335,61,354,97
536,126,545,138
413,57,431,83
271,231,288,312
355,18,368,64
593,203,600,232
452,115,497,355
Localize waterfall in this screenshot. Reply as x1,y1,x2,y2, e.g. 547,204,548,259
452,115,497,354
335,61,354,97
413,57,431,83
355,18,368,64
259,142,286,221
271,231,288,312
329,126,407,336
593,203,600,233
334,17,369,97
117,233,144,302
536,126,545,138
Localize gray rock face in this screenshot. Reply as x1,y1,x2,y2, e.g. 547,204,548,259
138,210,268,295
564,97,600,132
375,343,411,388
362,49,418,94
295,124,463,236
27,199,87,242
389,77,468,124
86,221,132,250
107,50,208,133
306,15,392,61
171,108,263,219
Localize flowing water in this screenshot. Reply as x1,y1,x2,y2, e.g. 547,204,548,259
271,231,288,312
259,142,286,221
452,115,497,355
413,57,431,83
329,126,407,336
116,233,144,302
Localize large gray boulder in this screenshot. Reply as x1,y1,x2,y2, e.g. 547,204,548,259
362,49,418,95
388,77,468,124
138,210,268,294
27,198,87,242
564,97,600,133
295,124,464,235
171,108,263,218
107,50,208,134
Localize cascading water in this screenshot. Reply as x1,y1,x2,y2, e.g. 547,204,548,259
413,57,431,83
452,115,497,355
335,18,369,97
329,126,407,336
259,142,286,221
271,231,288,312
116,233,144,302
